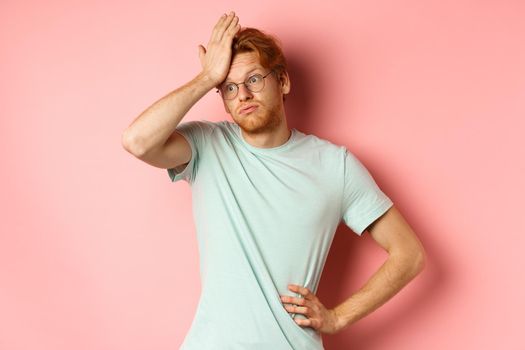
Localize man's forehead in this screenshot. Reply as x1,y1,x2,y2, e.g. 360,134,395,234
227,66,263,80
226,52,264,81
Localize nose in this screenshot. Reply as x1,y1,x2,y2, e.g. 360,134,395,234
237,83,253,101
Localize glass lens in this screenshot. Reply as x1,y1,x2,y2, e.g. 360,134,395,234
222,83,237,99
247,74,263,91
221,73,265,99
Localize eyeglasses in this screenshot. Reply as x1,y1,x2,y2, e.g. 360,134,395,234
216,70,275,100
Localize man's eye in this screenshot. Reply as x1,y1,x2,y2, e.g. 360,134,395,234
248,75,260,84
226,84,236,92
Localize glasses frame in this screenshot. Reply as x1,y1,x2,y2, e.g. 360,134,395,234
216,69,275,100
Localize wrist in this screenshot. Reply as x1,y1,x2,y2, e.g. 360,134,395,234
333,305,350,331
198,70,222,89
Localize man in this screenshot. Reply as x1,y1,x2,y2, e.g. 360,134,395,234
122,10,426,350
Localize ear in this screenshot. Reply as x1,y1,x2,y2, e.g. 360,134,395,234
279,70,291,96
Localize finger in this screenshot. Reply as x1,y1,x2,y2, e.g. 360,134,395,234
217,11,236,41
210,13,228,43
225,16,239,37
216,12,235,42
291,284,316,301
226,21,240,40
282,295,306,306
198,45,206,65
281,292,301,302
285,304,311,316
294,317,315,329
288,284,306,297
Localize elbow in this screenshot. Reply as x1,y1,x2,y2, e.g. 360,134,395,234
392,245,427,277
121,131,132,152
122,130,146,157
412,248,427,275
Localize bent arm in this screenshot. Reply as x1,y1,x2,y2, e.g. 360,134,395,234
121,72,217,157
122,12,240,159
334,206,426,330
333,249,424,330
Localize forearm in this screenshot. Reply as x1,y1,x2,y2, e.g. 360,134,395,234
333,253,424,331
122,71,218,156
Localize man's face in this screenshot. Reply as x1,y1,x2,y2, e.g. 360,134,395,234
220,51,290,135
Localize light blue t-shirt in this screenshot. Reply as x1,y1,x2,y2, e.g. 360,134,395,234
167,120,393,350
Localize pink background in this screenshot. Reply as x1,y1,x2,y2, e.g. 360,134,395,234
1,0,524,349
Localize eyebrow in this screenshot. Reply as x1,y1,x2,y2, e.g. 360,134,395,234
224,67,262,84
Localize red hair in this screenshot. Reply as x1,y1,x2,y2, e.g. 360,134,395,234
231,27,289,102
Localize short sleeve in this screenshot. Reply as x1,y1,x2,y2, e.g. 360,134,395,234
341,148,394,236
167,120,216,184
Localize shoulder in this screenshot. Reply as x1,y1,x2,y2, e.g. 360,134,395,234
181,119,221,129
212,120,234,130
295,130,347,156
176,119,222,136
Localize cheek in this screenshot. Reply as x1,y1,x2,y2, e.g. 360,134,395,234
225,102,234,114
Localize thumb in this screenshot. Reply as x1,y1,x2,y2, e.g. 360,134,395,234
198,45,206,57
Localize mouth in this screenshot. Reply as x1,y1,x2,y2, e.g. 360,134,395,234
239,105,259,115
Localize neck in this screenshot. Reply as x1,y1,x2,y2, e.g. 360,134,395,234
240,120,292,149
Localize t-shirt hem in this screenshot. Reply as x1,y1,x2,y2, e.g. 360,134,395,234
167,129,195,183
355,199,394,236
